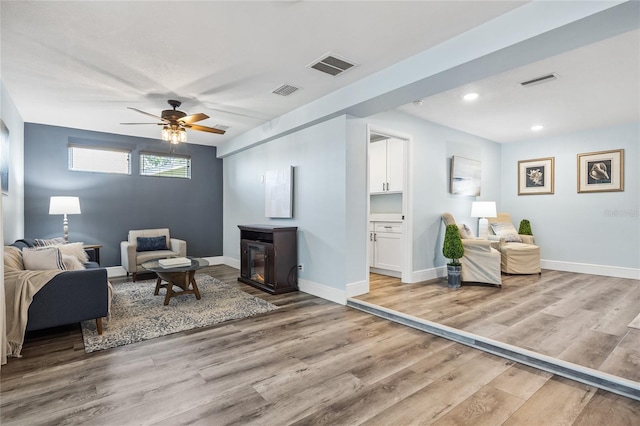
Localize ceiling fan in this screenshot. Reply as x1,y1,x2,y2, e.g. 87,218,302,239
122,100,226,144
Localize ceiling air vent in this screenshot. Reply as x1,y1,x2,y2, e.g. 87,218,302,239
213,124,230,131
308,53,356,76
520,73,558,87
272,84,300,97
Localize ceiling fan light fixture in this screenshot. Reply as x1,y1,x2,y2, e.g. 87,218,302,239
162,125,187,144
161,126,171,141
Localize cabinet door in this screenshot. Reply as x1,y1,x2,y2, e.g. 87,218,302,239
386,138,404,192
374,232,402,271
369,140,388,193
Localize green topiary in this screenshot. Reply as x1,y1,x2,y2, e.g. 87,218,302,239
443,224,464,266
519,219,533,236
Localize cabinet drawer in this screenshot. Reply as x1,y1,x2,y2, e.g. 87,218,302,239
374,222,402,233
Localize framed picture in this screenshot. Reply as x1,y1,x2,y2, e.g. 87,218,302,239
577,149,624,193
518,157,554,195
1,119,9,195
450,156,481,196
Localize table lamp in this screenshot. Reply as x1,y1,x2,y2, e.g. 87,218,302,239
49,196,81,242
470,201,496,239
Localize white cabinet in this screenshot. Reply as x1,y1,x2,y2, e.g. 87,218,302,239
370,138,403,194
369,221,403,272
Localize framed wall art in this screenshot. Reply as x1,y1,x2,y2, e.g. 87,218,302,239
265,166,294,218
518,157,554,195
450,156,481,196
1,119,9,195
577,149,624,193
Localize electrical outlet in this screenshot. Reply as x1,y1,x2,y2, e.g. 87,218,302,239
298,264,304,272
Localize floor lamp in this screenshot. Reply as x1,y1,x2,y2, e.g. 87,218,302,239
49,196,81,242
471,201,497,239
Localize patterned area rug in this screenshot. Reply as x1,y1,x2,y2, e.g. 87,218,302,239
81,274,278,353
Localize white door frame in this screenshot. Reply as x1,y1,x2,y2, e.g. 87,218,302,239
366,124,413,285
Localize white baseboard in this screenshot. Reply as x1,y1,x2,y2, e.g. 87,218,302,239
346,280,369,298
542,259,639,280
202,256,226,266
370,267,401,278
408,266,446,283
222,256,240,270
298,278,346,305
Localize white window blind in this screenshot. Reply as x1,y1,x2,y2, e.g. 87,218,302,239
68,145,131,174
140,152,191,179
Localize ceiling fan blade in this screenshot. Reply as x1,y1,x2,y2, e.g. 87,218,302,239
127,107,167,122
179,113,209,125
185,124,226,135
120,122,164,125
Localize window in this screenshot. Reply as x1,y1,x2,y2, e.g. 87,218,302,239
140,152,191,179
69,145,131,174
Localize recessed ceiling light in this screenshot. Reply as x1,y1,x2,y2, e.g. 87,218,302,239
531,125,544,132
463,93,479,101
413,99,424,106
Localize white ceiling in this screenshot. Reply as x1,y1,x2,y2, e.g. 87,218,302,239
1,1,638,147
397,28,640,143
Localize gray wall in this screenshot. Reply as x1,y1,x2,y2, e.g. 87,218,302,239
24,123,223,267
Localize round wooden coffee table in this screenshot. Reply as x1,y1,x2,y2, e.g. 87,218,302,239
141,258,209,305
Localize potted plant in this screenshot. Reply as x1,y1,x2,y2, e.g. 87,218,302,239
443,224,464,288
519,219,533,236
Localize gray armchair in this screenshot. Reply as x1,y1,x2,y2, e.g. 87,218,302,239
120,228,186,281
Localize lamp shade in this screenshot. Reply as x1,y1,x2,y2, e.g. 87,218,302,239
49,196,81,215
470,201,496,218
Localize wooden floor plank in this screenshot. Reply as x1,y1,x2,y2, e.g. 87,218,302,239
356,270,640,385
1,265,639,425
503,376,597,425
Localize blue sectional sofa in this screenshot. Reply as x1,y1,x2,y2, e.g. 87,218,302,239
9,239,109,334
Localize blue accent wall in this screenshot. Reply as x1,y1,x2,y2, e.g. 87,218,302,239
24,123,223,267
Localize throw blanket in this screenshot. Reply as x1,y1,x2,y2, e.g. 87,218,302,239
3,246,61,358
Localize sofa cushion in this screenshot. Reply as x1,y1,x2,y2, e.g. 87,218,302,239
490,222,522,243
34,237,67,247
457,224,474,239
136,250,180,265
61,254,86,271
56,242,89,263
136,236,168,252
22,247,65,270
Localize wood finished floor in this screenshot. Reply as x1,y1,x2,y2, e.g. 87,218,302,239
0,265,638,425
356,270,640,386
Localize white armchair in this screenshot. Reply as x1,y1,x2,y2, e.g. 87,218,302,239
488,213,541,275
120,228,186,281
442,213,502,286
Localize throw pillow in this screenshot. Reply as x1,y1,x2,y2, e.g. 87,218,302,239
61,254,85,271
457,224,473,239
34,237,66,247
490,222,522,243
22,247,65,270
56,242,89,263
136,236,167,252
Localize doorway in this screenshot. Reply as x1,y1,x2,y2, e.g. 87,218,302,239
366,125,412,285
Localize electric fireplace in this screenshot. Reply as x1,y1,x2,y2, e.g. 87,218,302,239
238,225,298,294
